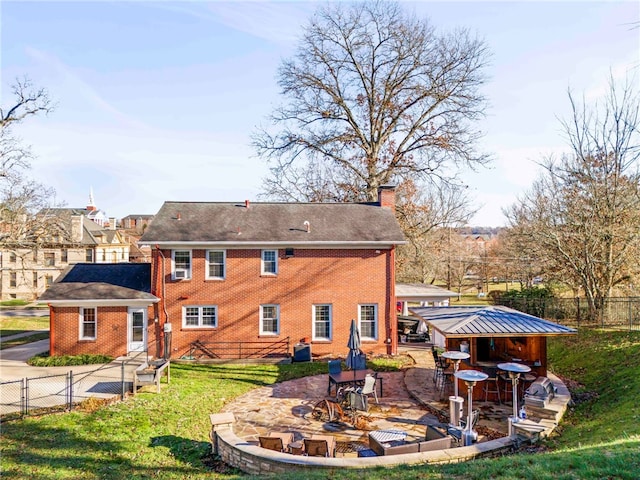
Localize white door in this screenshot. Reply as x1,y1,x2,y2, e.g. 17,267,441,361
128,308,147,352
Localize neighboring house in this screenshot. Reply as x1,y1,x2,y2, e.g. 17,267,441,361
120,214,154,233
39,186,405,359
0,208,130,301
40,263,159,357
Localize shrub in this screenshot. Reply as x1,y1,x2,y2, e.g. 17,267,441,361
27,352,113,366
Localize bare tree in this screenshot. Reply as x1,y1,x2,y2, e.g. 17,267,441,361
253,1,490,203
395,179,475,283
505,75,640,321
1,77,61,249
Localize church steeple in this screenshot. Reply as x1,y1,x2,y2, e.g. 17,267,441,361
87,187,97,211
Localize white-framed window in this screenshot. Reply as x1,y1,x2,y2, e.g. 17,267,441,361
313,304,332,341
261,249,278,275
359,304,378,340
182,305,217,328
260,304,280,335
61,249,68,263
44,252,55,267
85,249,93,262
172,250,192,280
80,307,97,340
206,250,226,280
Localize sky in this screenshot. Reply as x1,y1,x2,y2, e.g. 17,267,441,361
2,1,639,227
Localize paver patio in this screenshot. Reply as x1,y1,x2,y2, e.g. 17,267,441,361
221,344,512,456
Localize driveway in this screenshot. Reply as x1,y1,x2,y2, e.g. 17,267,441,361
0,308,49,317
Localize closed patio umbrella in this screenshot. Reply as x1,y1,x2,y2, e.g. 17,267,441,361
346,319,361,387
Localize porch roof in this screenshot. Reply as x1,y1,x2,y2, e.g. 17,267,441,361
39,263,158,304
410,305,576,338
396,283,459,302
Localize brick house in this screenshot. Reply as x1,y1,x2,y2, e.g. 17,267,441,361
139,186,405,359
39,186,405,359
39,263,159,357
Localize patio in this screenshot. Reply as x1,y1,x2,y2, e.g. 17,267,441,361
211,343,570,474
218,344,547,457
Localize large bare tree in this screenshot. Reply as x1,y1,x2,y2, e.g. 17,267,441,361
505,75,640,321
254,0,490,203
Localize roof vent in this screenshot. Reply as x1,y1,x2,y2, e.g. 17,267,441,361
303,220,310,233
176,212,181,221
245,200,250,209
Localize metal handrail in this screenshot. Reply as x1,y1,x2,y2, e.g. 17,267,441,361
189,337,291,359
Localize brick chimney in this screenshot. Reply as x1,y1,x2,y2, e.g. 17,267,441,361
71,215,84,242
377,185,396,212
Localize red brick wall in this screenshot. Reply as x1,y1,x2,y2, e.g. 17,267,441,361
50,305,157,357
152,248,397,359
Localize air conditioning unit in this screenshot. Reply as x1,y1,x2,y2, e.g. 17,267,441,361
174,269,188,280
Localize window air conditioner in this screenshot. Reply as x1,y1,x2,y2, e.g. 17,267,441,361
174,269,188,280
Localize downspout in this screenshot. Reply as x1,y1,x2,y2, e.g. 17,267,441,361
49,304,55,356
389,245,397,355
155,246,169,358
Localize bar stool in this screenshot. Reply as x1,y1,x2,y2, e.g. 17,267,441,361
482,367,502,404
439,368,454,400
431,348,442,383
499,370,513,404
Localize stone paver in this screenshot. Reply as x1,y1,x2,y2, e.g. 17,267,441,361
222,344,514,456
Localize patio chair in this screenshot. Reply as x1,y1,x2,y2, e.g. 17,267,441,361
304,434,336,457
328,359,342,375
259,431,294,453
352,353,367,371
356,373,379,404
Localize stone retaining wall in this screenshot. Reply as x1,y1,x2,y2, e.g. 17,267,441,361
211,423,515,476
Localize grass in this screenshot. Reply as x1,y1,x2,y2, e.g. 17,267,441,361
0,315,49,337
0,331,49,350
0,299,30,306
1,334,639,479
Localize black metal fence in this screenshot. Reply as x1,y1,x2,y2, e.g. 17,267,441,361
0,355,144,420
496,297,640,330
188,337,291,360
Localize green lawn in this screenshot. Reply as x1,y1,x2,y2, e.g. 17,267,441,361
0,315,49,337
1,332,639,479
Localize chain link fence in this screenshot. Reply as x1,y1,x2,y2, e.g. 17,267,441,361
1,354,145,420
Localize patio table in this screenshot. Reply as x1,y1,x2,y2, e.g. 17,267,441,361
327,369,383,397
369,429,407,443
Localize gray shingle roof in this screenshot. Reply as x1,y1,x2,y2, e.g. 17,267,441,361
139,201,405,246
396,283,459,300
410,305,576,337
39,263,157,302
